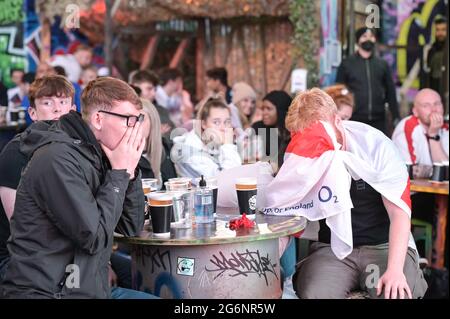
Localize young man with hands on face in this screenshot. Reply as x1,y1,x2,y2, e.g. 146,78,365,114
0,77,147,299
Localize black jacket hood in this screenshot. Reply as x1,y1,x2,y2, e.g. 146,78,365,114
20,111,104,171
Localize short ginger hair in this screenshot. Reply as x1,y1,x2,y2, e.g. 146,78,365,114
285,88,337,133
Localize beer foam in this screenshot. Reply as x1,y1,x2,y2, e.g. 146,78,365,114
235,177,257,190
147,192,173,206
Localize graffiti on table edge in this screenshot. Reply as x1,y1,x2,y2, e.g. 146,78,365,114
205,249,278,286
134,245,172,275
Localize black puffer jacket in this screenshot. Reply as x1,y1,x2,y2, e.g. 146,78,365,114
336,52,399,122
0,111,144,299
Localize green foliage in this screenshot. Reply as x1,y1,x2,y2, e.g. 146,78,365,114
289,0,319,87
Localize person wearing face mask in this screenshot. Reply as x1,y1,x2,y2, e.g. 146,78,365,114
336,27,400,135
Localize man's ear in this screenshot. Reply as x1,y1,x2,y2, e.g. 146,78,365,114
71,104,76,111
90,111,102,131
412,105,418,117
28,107,37,122
333,114,346,147
334,114,342,128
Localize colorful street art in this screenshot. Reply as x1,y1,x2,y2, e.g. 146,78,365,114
320,0,341,87
382,0,447,89
23,0,104,75
24,0,42,73
0,0,26,87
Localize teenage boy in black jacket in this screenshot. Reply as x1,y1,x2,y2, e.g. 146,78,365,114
1,77,146,298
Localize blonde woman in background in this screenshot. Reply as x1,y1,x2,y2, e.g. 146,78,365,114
229,82,257,129
139,99,177,188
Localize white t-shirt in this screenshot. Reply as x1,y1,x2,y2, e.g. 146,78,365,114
155,86,170,108
49,54,82,83
392,115,449,165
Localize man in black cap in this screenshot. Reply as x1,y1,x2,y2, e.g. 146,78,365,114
336,27,400,134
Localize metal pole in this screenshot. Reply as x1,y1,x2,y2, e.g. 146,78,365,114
348,0,355,56
104,0,113,76
444,3,449,115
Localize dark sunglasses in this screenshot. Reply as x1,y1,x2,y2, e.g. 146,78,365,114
99,110,144,127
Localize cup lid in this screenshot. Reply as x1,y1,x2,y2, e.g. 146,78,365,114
236,177,257,185
147,192,173,201
168,177,192,183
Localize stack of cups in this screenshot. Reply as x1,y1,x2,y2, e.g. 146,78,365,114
142,178,158,220
235,177,257,220
147,192,173,238
142,178,159,195
168,177,193,190
165,180,192,228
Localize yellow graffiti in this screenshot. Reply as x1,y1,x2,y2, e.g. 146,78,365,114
396,0,439,89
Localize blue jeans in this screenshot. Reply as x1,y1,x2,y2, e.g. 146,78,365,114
110,251,132,289
111,287,159,299
280,237,297,278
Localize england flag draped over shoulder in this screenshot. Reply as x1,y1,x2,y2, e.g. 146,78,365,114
263,120,415,260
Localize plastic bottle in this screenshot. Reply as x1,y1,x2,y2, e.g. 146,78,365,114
194,175,215,224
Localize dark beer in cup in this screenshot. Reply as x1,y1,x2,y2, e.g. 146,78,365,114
443,161,449,181
235,178,257,219
431,163,444,182
405,162,414,180
148,192,173,237
207,178,218,214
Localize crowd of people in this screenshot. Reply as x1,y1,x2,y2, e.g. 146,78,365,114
0,20,448,299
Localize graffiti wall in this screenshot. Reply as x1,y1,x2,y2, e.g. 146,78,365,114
319,0,341,87
381,0,447,90
0,0,27,87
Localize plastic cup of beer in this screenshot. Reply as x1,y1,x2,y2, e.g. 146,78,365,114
235,177,257,220
147,192,173,237
142,178,158,195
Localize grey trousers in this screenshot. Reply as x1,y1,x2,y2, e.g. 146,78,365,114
292,242,428,299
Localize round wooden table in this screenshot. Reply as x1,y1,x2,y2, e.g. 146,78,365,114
115,208,306,299
410,179,449,268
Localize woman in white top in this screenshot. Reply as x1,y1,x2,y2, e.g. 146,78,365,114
171,98,242,179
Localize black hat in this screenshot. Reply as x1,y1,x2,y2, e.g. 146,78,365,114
355,27,375,42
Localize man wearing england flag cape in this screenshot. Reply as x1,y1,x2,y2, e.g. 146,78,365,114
263,88,428,299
